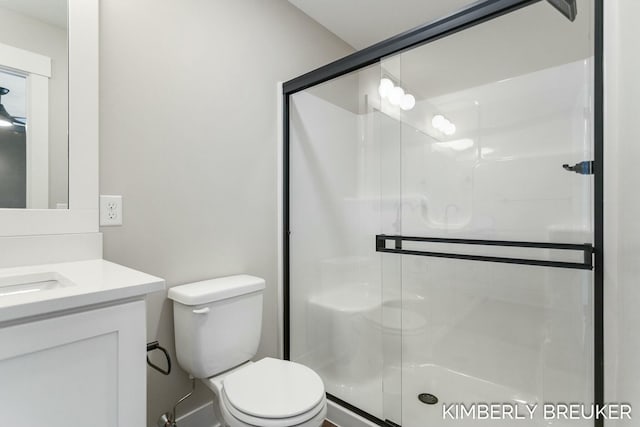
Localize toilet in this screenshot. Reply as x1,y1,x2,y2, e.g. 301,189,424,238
168,275,327,427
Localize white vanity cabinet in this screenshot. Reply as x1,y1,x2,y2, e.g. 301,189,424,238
0,300,146,427
0,259,165,427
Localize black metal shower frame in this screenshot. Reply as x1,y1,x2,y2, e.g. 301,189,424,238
282,0,604,426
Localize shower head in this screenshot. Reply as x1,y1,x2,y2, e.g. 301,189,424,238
547,0,577,22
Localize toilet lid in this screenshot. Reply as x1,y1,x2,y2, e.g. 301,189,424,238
223,357,325,419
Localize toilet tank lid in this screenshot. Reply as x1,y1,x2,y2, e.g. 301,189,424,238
168,275,265,306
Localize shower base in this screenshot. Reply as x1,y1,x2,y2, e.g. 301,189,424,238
320,363,590,427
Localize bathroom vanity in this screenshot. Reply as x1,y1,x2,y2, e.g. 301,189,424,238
0,260,164,427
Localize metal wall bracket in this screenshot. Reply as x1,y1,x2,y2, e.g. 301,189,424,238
563,160,594,175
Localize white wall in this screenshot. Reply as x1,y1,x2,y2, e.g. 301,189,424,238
98,0,353,424
605,0,640,423
0,6,68,208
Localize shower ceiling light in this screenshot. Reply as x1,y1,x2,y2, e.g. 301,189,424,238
388,86,405,106
378,78,394,98
444,123,456,136
431,114,456,136
378,78,415,110
400,94,415,111
432,114,445,128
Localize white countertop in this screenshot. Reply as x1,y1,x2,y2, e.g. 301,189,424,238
0,259,165,323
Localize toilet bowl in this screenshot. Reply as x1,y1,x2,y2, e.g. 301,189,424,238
168,275,327,427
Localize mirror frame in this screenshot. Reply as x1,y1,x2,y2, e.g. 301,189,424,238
0,0,98,236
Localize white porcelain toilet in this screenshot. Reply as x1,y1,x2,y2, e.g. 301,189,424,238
168,275,327,427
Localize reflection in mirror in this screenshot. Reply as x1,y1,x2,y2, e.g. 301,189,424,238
0,79,26,208
0,0,68,209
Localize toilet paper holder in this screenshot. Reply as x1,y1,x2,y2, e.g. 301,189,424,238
147,341,172,375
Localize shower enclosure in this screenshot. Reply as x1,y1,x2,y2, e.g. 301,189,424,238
283,1,602,426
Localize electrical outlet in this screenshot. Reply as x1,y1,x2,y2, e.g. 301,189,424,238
100,195,123,226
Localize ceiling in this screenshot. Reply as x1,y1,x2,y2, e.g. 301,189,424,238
397,0,592,99
0,0,67,29
297,0,593,124
288,0,476,49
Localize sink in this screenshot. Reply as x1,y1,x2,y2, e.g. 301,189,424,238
0,272,75,297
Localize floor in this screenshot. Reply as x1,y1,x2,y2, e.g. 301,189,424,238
323,421,338,427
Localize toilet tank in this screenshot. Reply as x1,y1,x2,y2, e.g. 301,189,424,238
168,275,265,378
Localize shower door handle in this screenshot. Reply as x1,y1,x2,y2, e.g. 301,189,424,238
376,234,594,270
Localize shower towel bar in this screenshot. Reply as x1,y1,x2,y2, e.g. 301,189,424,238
375,234,594,270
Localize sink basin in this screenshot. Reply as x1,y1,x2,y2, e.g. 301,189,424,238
0,272,75,297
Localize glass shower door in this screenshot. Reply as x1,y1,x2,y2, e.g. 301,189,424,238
378,1,595,426
288,1,597,426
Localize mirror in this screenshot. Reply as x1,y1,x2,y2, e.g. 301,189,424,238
0,0,68,209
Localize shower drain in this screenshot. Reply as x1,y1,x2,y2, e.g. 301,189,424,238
418,393,439,405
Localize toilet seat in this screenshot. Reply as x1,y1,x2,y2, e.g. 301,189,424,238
223,357,324,418
205,358,326,427
221,390,326,427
